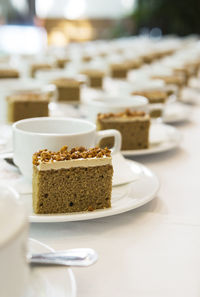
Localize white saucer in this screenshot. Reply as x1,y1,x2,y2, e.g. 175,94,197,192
163,102,191,124
20,159,159,223
26,238,76,297
122,123,181,156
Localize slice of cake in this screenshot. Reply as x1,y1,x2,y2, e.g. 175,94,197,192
151,74,186,87
7,92,49,122
32,146,113,214
110,63,128,79
30,63,52,78
0,68,19,79
131,89,167,118
56,58,70,69
97,110,150,150
81,69,105,88
51,78,81,102
82,55,93,63
125,58,143,70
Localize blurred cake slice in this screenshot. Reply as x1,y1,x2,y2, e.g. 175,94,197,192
81,69,105,88
51,78,81,102
131,89,168,118
32,146,113,214
97,110,150,150
7,92,49,122
110,63,128,79
0,68,19,79
30,63,52,78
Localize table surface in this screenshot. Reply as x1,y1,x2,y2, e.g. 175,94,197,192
30,105,200,297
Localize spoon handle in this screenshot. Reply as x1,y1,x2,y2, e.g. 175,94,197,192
29,248,98,267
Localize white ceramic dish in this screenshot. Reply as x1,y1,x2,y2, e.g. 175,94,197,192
122,123,181,156
163,102,191,123
26,238,76,297
20,159,159,223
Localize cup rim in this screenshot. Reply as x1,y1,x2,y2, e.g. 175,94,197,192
87,95,148,108
13,117,96,137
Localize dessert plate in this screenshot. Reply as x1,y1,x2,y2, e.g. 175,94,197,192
163,102,191,124
25,238,76,297
20,159,159,222
122,123,181,156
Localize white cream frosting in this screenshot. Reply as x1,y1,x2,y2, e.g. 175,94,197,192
36,156,112,171
100,114,150,122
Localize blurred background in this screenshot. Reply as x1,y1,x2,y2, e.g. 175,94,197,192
0,0,199,53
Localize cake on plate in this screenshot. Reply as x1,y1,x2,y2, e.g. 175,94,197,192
97,110,150,150
0,69,19,79
56,58,70,69
151,74,186,88
7,92,49,122
131,89,167,118
125,58,143,70
32,146,113,214
51,78,81,102
81,69,105,88
110,63,128,79
30,63,52,78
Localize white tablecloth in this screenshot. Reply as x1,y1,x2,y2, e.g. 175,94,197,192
30,106,200,297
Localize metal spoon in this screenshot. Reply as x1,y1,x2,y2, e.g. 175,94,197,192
28,248,98,267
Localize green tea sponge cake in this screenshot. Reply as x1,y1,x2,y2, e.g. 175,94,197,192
7,92,49,123
30,63,52,78
131,89,168,118
151,74,186,87
0,68,19,79
110,63,128,79
97,110,150,150
81,69,105,88
51,78,81,102
56,58,70,69
32,146,113,214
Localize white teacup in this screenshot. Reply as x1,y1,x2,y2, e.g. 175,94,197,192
13,117,121,180
84,95,148,122
0,185,29,297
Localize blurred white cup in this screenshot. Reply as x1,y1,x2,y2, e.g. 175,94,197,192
84,95,148,122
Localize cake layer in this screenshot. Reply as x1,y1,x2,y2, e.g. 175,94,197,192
33,164,113,214
0,69,19,78
97,110,150,122
7,92,49,102
7,100,49,122
52,78,81,87
98,115,150,122
33,146,111,167
97,110,150,150
36,156,112,171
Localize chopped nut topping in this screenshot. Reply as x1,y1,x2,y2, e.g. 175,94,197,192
33,146,111,165
97,109,146,120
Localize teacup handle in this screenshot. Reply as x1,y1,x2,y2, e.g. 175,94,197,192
95,129,121,154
